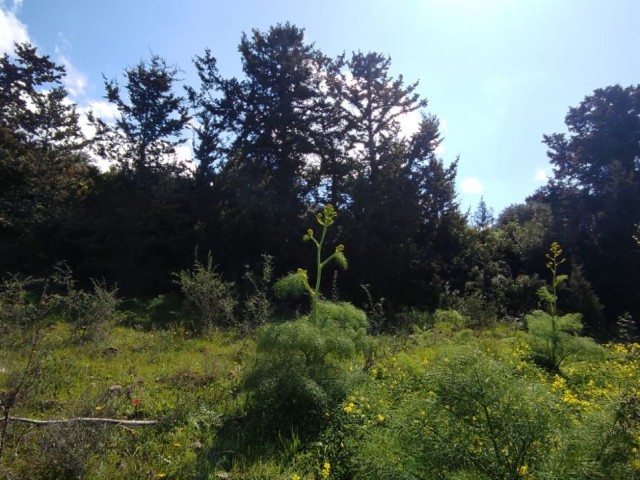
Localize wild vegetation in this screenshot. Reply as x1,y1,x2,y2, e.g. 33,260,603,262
1,22,640,479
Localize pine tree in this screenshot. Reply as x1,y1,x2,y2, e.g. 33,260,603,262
90,54,190,187
0,43,91,275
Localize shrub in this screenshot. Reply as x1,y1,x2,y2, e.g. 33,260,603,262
51,266,122,343
245,300,370,440
525,242,600,371
173,250,237,331
433,308,467,331
242,254,275,329
324,349,555,480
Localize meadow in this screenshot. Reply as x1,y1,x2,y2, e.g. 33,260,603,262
1,213,639,479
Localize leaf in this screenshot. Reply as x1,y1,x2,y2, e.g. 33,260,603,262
536,286,555,304
334,251,348,271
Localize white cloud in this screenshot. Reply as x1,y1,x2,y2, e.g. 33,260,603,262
460,177,484,194
83,100,119,120
59,54,87,98
175,143,193,163
439,118,449,134
77,100,119,139
53,34,87,99
0,3,29,55
534,167,549,182
398,109,421,138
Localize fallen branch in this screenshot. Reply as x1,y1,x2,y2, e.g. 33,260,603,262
7,416,158,426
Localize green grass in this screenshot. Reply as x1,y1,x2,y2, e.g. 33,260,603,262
1,313,640,479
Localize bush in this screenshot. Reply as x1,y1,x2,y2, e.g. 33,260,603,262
51,266,122,343
526,309,600,370
433,308,467,331
173,250,237,331
324,349,555,480
244,300,370,440
242,254,274,329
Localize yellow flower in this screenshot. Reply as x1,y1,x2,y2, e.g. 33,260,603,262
376,414,385,423
95,406,103,411
518,464,529,476
291,475,301,480
173,442,182,448
157,474,167,479
343,402,355,414
321,461,331,478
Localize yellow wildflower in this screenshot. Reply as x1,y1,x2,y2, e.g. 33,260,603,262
321,461,331,478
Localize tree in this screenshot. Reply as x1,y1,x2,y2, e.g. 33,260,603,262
185,49,228,188
78,55,194,294
91,54,190,186
340,56,460,308
341,51,428,179
0,43,91,275
0,43,84,152
539,84,640,328
472,196,494,230
199,24,328,272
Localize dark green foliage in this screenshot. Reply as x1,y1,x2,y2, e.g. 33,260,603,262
0,43,92,277
0,43,85,152
473,196,494,230
616,312,638,342
559,264,606,338
245,300,370,440
195,24,325,274
538,84,640,327
90,54,190,183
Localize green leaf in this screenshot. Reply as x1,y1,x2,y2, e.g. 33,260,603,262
334,251,348,271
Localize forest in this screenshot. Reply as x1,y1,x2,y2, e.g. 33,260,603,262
1,22,640,479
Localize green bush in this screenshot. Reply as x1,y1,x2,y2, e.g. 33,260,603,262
173,250,237,331
242,254,274,329
433,308,467,331
245,300,370,440
325,349,555,480
51,266,122,343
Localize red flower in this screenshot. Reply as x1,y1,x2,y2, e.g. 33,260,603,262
133,399,140,406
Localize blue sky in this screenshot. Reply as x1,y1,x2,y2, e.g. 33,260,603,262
2,0,639,214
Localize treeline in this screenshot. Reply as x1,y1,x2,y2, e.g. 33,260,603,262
0,23,638,335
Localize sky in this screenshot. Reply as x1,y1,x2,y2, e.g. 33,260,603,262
2,0,639,214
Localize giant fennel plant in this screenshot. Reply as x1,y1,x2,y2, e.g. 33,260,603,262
245,205,370,440
525,242,599,371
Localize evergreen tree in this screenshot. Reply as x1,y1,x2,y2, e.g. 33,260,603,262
473,196,494,230
81,54,194,294
539,84,640,327
0,43,91,275
202,23,327,272
90,54,190,186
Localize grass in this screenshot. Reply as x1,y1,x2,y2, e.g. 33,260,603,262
1,308,640,479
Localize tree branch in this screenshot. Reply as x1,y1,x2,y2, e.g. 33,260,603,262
7,416,158,426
